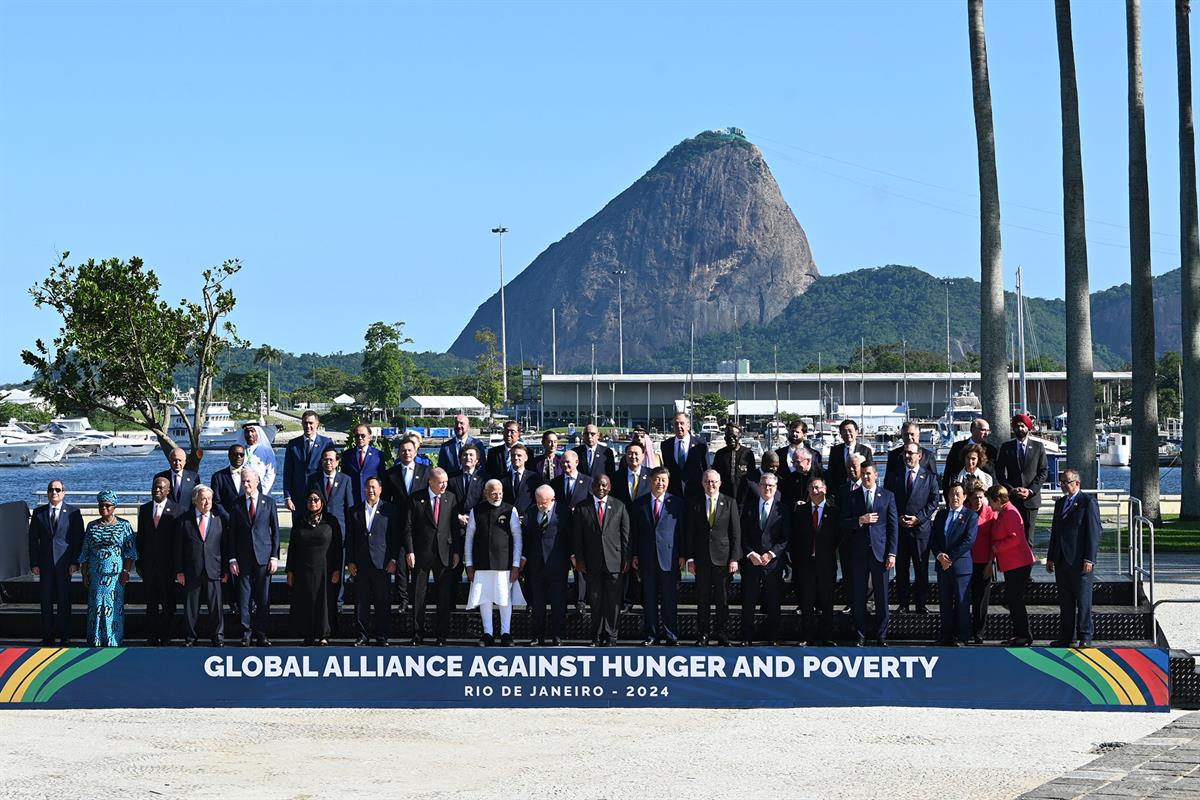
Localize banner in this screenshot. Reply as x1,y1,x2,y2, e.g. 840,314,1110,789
0,646,1171,711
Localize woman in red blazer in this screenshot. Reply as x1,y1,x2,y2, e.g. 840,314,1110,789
986,485,1036,646
966,481,996,644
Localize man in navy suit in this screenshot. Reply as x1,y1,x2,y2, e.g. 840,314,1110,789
632,467,686,645
345,476,400,646
931,482,979,646
174,485,228,646
826,419,874,493
739,473,790,645
611,440,651,511
1047,469,1102,647
210,443,246,525
574,424,617,479
776,419,824,472
382,435,429,613
549,451,593,510
885,443,941,614
687,470,741,646
793,478,839,646
523,485,571,645
309,446,355,628
284,411,334,511
437,414,486,478
228,469,280,646
342,424,384,507
136,476,181,645
572,474,631,645
405,468,462,646
155,447,200,512
661,412,709,499
484,420,522,479
450,443,486,510
27,479,84,644
840,464,898,646
996,413,1049,546
501,444,540,516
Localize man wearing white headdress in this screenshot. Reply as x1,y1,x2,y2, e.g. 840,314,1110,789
239,424,277,496
464,479,525,646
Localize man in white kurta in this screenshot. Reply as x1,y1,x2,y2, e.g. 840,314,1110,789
464,479,525,646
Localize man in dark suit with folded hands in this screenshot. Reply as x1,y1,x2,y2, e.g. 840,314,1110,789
523,485,572,646
228,469,280,646
632,467,686,646
405,467,461,646
174,485,227,647
346,476,400,646
840,464,897,647
155,447,200,512
885,443,940,614
572,474,631,646
136,475,181,645
793,477,839,646
739,472,789,646
1047,469,1101,647
930,482,978,646
996,413,1049,546
686,470,740,646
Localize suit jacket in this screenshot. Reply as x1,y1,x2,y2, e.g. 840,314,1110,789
346,501,401,572
382,461,429,513
633,492,686,572
610,466,651,511
776,443,825,471
572,496,631,575
839,484,898,564
230,493,281,567
792,499,840,566
210,466,242,525
485,444,515,479
1049,491,1101,568
712,445,756,498
437,435,486,477
284,433,334,504
930,506,979,576
549,471,593,511
448,469,486,511
523,502,572,573
885,445,938,481
175,511,227,581
501,468,541,516
884,463,941,539
824,443,874,493
407,490,462,569
661,435,709,498
307,472,354,539
531,450,564,483
135,499,180,576
995,437,1049,509
27,503,84,569
740,496,790,565
778,465,821,507
941,438,998,494
341,445,385,507
573,443,617,479
154,468,201,510
687,493,741,566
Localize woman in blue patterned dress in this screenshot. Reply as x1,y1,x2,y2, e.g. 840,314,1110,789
78,490,137,646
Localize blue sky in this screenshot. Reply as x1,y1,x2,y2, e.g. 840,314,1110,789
1,0,1192,383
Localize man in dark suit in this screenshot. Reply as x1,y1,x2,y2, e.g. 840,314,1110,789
741,450,781,509
572,474,631,645
930,482,979,646
840,464,898,646
1047,469,1101,647
437,414,487,478
484,420,522,478
712,422,756,500
995,413,1049,546
136,476,181,645
942,418,997,495
632,467,686,645
284,410,335,512
174,485,227,646
523,485,571,645
449,444,487,510
210,443,246,526
825,419,874,493
405,467,461,646
345,476,400,646
612,439,652,613
228,469,280,646
792,478,839,646
309,446,355,629
885,443,941,614
155,447,200,512
778,447,822,507
342,423,385,507
501,444,540,516
739,473,790,645
382,435,429,613
686,469,740,646
662,412,709,499
27,479,84,645
531,430,563,483
836,453,868,613
550,450,594,510
776,419,824,471
574,423,617,479
885,422,937,478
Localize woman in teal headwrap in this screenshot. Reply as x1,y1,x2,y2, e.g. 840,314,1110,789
79,490,137,646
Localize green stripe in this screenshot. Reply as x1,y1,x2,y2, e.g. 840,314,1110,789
32,649,125,703
22,648,90,702
1008,649,1105,704
1058,650,1122,704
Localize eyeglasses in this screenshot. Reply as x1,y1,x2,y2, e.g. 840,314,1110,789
355,433,370,439
47,487,63,493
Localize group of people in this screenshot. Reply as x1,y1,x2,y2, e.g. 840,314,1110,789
26,409,1102,649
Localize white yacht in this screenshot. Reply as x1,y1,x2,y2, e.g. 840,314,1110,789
168,401,277,448
48,417,158,457
937,384,983,447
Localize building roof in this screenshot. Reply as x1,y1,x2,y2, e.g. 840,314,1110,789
399,396,486,409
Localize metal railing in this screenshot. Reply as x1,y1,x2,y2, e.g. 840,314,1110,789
1128,496,1155,609
1150,598,1200,658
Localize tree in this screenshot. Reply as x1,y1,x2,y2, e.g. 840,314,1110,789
219,370,267,413
473,328,503,420
1055,0,1098,487
968,0,1011,451
1158,351,1183,419
1178,0,1200,518
687,392,729,421
22,254,244,467
1127,0,1161,521
253,343,284,416
361,322,413,421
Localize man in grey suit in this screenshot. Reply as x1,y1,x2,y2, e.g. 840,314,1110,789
995,413,1049,546
1047,469,1101,647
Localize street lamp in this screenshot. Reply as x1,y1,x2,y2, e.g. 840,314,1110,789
612,268,627,374
491,226,509,408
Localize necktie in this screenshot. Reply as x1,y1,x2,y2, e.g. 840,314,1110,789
540,512,548,531
948,510,958,530
1062,494,1076,517
199,514,208,542
405,466,413,492
546,457,554,481
463,474,470,495
567,476,574,498
760,502,768,528
907,470,914,493
811,507,819,556
865,490,874,511
653,497,662,523
1018,442,1026,470
173,473,181,500
677,439,684,465
844,447,851,468
326,477,333,498
588,449,595,470
707,497,715,526
359,449,366,468
597,501,605,527
249,496,257,523
433,494,440,525
631,473,638,498
305,438,313,462
154,505,161,527
50,507,58,530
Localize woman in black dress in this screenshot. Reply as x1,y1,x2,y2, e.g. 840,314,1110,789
287,489,343,645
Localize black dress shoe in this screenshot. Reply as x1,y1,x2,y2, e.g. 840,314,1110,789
664,638,678,647
550,637,562,646
183,639,197,648
1049,639,1074,648
1080,640,1093,648
375,638,389,647
58,639,71,646
767,640,780,647
480,633,494,647
795,640,808,647
241,636,252,647
159,639,173,648
212,640,224,648
1003,637,1033,647
696,636,710,647
739,640,752,648
621,602,633,613
821,640,838,647
875,639,888,647
972,635,984,645
257,638,271,647
895,606,910,614
715,636,731,647
500,633,513,647
642,636,657,646
412,635,424,647
40,638,54,646
590,640,601,647
435,637,447,647
599,639,612,647
855,637,866,647
354,638,369,647
529,637,544,647
914,606,929,615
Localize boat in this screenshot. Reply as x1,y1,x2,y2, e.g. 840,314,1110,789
936,384,983,448
0,420,74,466
167,401,277,448
47,417,158,457
1099,431,1131,467
764,419,788,450
699,416,721,441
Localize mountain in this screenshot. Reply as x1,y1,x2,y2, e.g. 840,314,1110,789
447,129,820,368
1088,268,1182,360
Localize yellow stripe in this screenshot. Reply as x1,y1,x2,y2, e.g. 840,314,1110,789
10,648,71,703
1077,648,1145,706
0,648,62,703
1074,648,1136,705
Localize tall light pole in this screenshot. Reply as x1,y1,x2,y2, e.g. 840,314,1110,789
491,226,509,407
613,268,627,374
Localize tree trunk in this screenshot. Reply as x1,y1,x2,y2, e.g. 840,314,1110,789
968,0,1010,449
1055,0,1098,488
1178,0,1200,518
1127,0,1161,522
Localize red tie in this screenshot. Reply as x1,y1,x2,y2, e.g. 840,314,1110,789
907,470,914,493
326,477,333,498
359,450,365,468
811,507,819,556
154,505,161,528
249,497,257,523
433,494,440,525
199,514,208,542
597,502,605,527
653,497,661,523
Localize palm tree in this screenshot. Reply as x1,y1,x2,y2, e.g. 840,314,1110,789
968,0,1010,447
1127,0,1161,522
254,344,284,418
1178,0,1200,518
1055,0,1097,488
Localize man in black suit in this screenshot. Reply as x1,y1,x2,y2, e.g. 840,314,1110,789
792,478,839,646
484,420,522,479
27,479,84,645
136,476,181,645
739,473,790,646
574,423,617,479
405,467,461,646
941,418,997,495
840,465,898,646
662,412,709,499
210,443,246,526
885,422,937,479
1047,469,1101,647
712,421,756,500
174,485,227,646
155,447,200,511
309,446,355,629
686,469,741,646
995,413,1049,546
382,435,428,613
531,430,562,483
550,450,594,510
825,419,874,493
612,439,652,613
776,419,824,471
228,469,281,646
502,443,540,516
437,414,487,478
778,447,821,507
346,476,400,646
450,444,486,509
572,474,631,646
884,443,941,614
836,453,867,612
523,485,572,645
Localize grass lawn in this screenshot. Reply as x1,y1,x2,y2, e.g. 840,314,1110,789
1155,516,1200,552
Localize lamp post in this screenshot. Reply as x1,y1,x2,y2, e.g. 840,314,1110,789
612,268,627,374
491,226,509,408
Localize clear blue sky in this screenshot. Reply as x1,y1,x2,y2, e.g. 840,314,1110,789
1,0,1192,383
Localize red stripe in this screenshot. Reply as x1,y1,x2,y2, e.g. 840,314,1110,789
1113,648,1170,707
0,648,29,679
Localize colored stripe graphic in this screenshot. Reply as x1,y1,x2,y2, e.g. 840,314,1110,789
1007,649,1105,704
1074,649,1144,705
0,648,62,703
1113,649,1171,707
7,648,73,703
0,648,29,682
22,648,91,703
33,648,125,703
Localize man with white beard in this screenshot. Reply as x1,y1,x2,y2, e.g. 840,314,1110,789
464,479,525,646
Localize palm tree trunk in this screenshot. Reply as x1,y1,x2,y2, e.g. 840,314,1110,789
1178,0,1200,518
1055,0,1097,488
1128,0,1161,521
968,0,1010,448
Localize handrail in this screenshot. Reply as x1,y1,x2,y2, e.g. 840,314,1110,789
1150,598,1200,658
1131,514,1155,609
